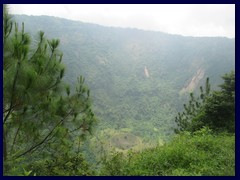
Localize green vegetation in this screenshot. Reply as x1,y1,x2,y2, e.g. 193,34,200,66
3,8,235,176
110,133,139,150
13,15,235,147
100,72,235,176
3,5,96,175
175,71,235,133
175,77,211,133
101,128,234,176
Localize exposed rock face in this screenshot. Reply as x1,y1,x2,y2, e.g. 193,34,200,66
144,66,149,77
180,68,205,94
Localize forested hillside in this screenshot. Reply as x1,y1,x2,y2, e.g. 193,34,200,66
13,16,234,148
4,12,235,176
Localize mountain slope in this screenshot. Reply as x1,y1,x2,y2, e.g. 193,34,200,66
13,15,235,147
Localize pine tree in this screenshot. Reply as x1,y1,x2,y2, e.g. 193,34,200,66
174,77,211,133
3,5,96,173
175,71,235,133
202,71,235,132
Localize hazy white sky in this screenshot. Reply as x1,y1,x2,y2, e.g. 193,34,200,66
9,4,235,38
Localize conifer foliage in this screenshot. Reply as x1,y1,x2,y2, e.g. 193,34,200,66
175,71,235,133
175,78,211,133
3,5,96,173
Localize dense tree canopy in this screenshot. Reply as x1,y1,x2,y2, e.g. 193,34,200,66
101,72,235,176
13,14,235,146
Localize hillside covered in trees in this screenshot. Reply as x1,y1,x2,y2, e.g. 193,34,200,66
3,8,235,176
13,15,234,145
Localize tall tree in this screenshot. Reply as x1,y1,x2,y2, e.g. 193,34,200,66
174,77,211,133
202,71,235,132
3,5,96,173
175,71,235,133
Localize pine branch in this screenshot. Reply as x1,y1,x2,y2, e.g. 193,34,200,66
4,60,21,124
13,110,73,160
10,123,21,153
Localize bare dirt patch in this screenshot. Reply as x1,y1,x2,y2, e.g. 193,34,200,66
111,133,139,150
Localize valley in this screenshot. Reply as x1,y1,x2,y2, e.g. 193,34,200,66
13,15,235,154
3,12,235,175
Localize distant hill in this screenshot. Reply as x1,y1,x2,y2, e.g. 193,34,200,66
13,15,235,146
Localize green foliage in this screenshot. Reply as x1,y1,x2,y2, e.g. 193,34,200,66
3,155,36,176
4,153,94,176
101,152,130,176
3,6,96,175
201,71,235,132
175,71,235,133
7,13,235,176
13,15,235,147
175,78,211,133
101,127,235,176
4,167,35,176
29,153,95,176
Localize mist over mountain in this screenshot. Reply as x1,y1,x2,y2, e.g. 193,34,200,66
13,14,235,148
